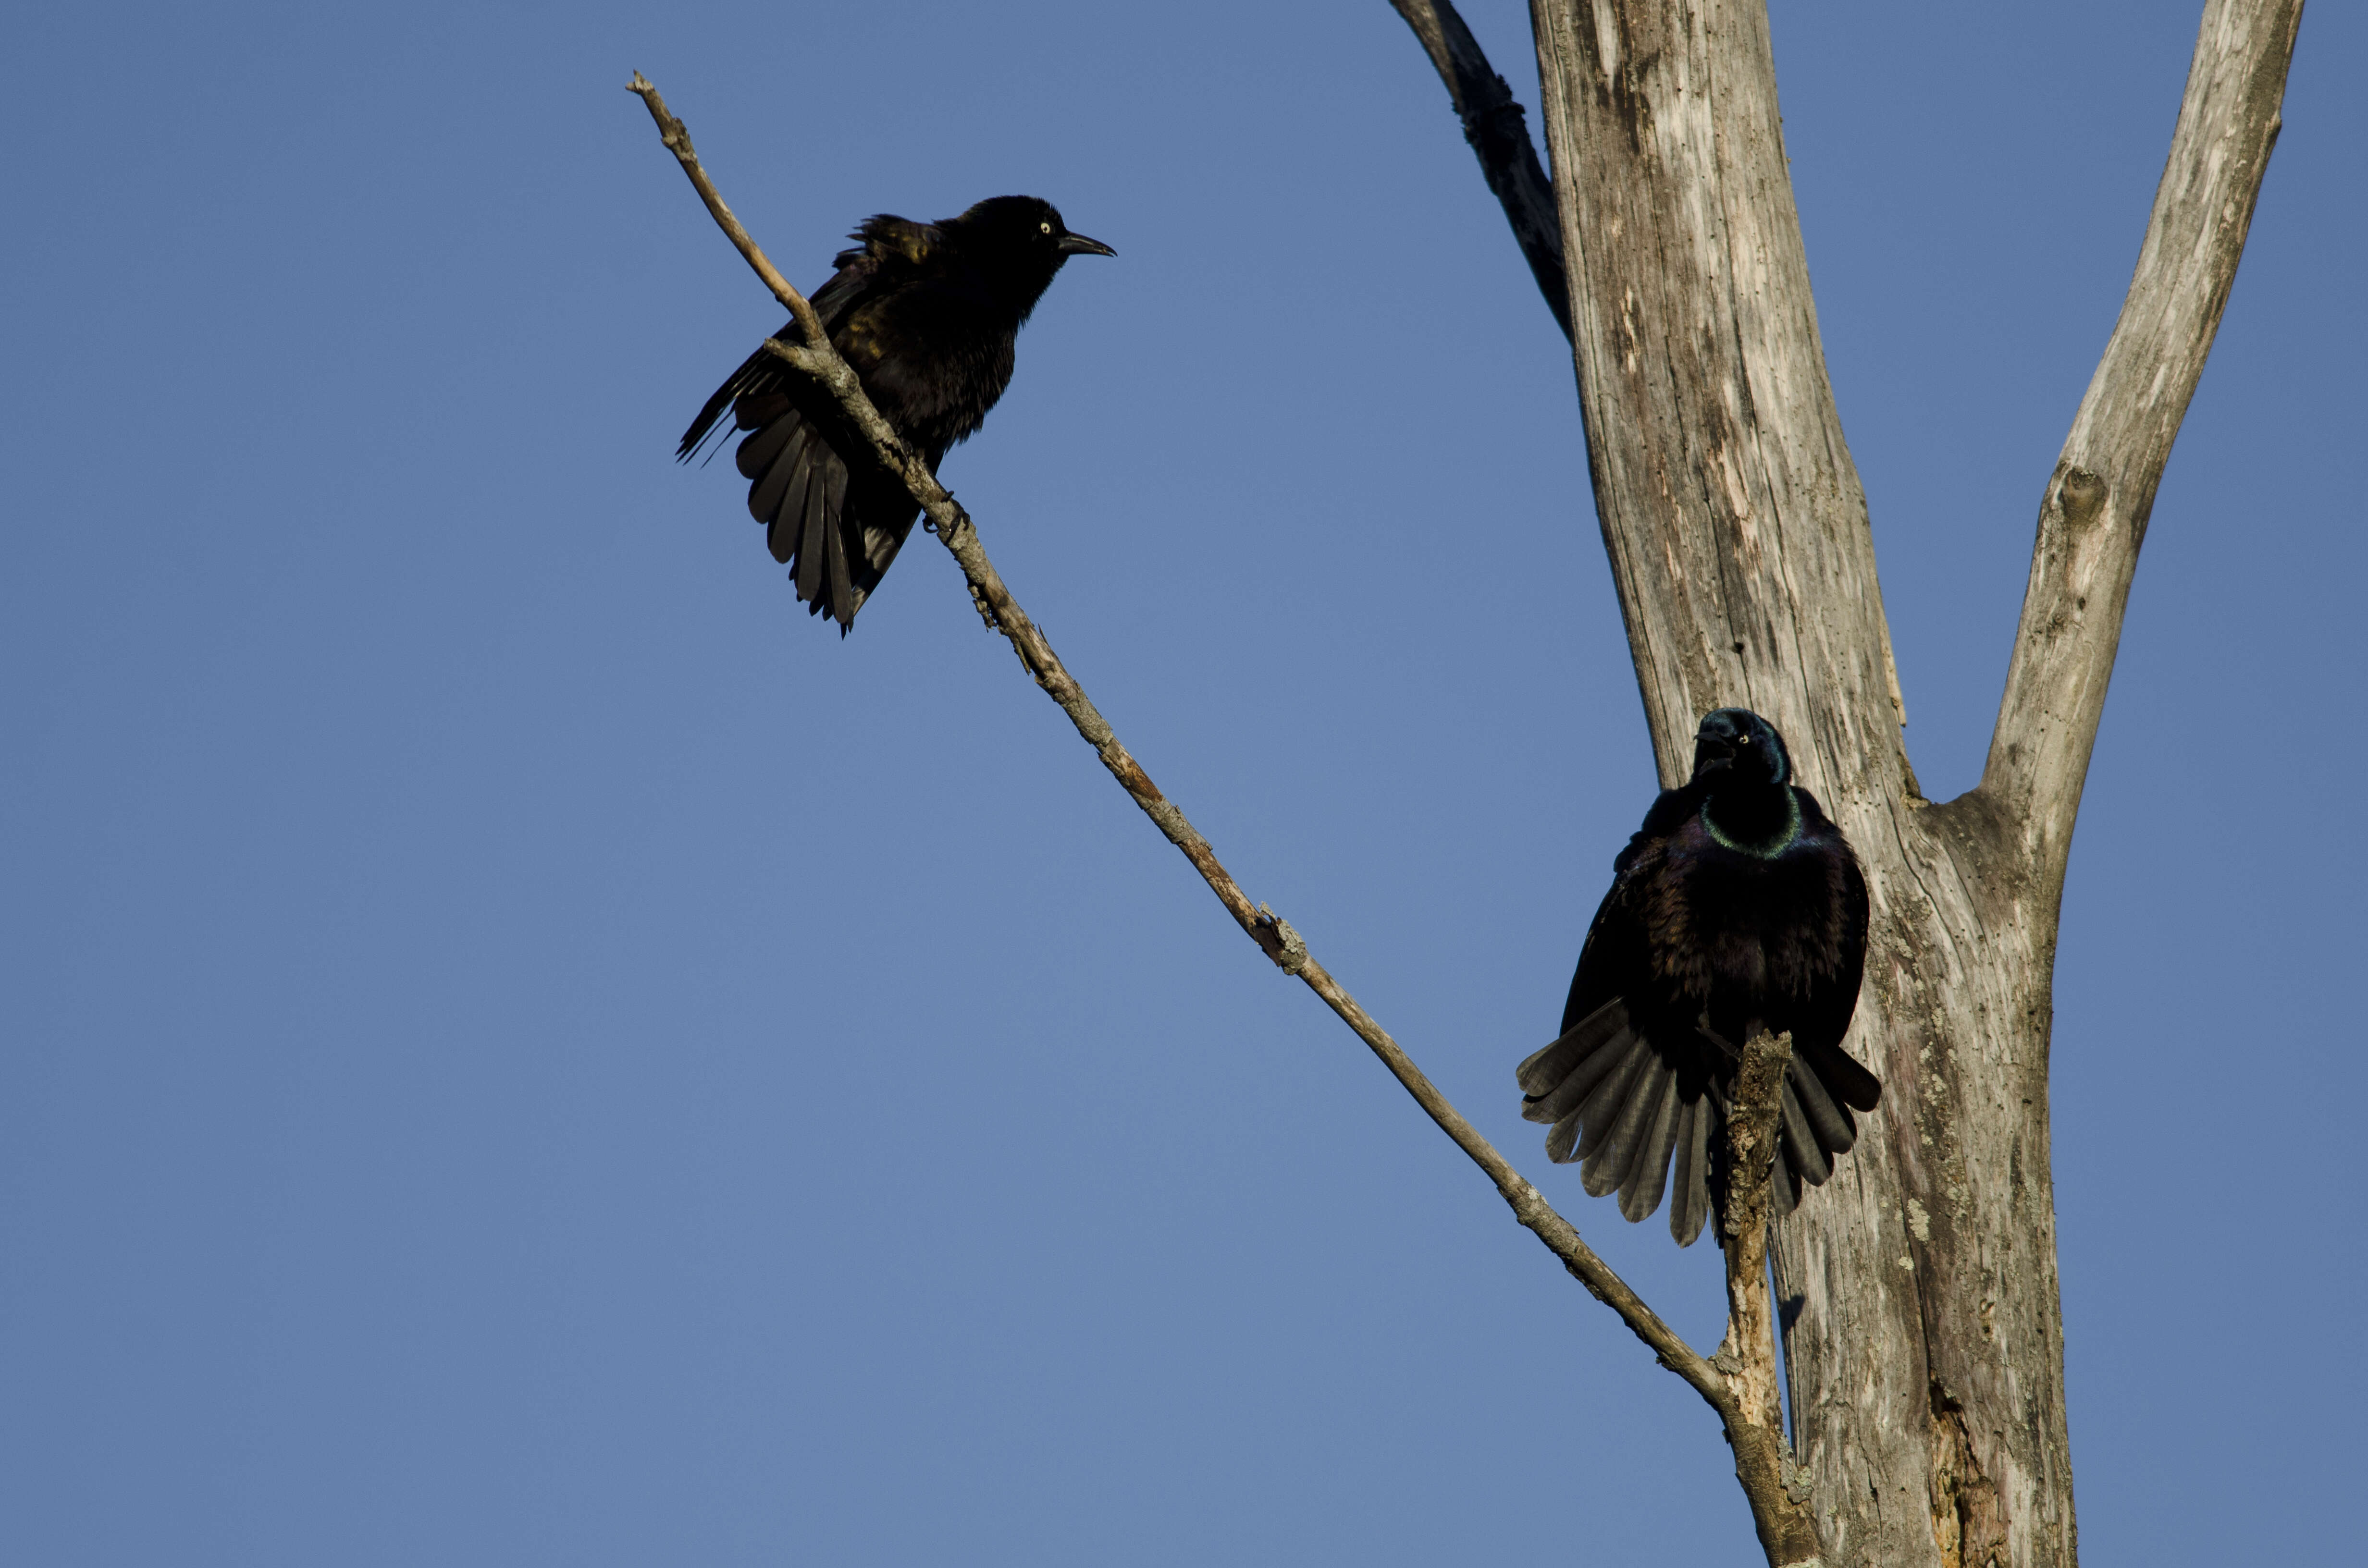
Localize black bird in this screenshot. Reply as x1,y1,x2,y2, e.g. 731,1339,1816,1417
678,196,1114,631
1517,709,1882,1246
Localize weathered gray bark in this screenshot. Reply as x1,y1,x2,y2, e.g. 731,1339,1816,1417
1504,2,2302,1564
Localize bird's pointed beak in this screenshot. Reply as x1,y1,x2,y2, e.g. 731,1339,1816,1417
1057,232,1116,257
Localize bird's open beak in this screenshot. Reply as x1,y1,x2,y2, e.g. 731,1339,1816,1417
1057,232,1116,257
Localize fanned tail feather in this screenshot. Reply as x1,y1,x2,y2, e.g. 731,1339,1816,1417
1797,1037,1883,1113
1778,1076,1833,1188
1786,1054,1857,1156
1618,1067,1683,1222
823,494,857,632
1584,1053,1672,1200
1525,1004,1880,1241
746,416,809,531
1770,1143,1803,1218
1572,1042,1653,1158
1517,1000,1630,1096
1520,1002,1637,1123
1669,1094,1712,1246
792,464,826,605
1546,1034,1643,1164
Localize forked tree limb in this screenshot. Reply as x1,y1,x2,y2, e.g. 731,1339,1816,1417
626,69,1750,1428
1980,0,2303,883
1387,0,2302,880
1387,0,1573,340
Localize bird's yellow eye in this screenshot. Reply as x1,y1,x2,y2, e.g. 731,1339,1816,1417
1040,220,1053,234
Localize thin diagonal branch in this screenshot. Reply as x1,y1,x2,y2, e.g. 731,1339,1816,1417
1981,0,2303,876
1388,0,1572,340
628,74,827,355
628,71,1731,1420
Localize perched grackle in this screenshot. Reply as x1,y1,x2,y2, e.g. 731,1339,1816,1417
678,196,1113,631
1517,709,1882,1246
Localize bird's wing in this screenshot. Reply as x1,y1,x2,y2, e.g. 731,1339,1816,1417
1560,819,1671,1036
1517,997,1634,1111
1741,788,1878,1215
675,216,944,462
1789,787,1882,1113
1524,801,1735,1246
1524,838,1702,1236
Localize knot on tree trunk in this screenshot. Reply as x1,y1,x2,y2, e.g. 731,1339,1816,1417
2056,465,2109,530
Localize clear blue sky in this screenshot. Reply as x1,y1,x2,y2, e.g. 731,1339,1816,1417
4,2,2358,1563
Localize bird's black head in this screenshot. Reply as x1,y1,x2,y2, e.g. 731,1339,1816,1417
948,196,1113,306
1690,708,1790,787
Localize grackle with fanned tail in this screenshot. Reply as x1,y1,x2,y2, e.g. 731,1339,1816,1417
678,196,1113,632
1517,709,1882,1246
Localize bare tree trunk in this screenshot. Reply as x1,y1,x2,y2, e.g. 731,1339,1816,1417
1506,2,2302,1564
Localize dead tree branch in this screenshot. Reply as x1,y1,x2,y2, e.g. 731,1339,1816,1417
629,75,827,355
626,69,1742,1425
1714,1031,1820,1568
1388,0,1572,340
1980,0,2304,881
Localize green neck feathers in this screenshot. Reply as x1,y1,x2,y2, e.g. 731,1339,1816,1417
1702,785,1803,859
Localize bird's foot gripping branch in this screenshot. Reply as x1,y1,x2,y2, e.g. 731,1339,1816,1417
630,71,1822,1566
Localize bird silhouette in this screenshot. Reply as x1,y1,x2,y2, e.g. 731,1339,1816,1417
679,196,1113,631
1517,709,1882,1246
